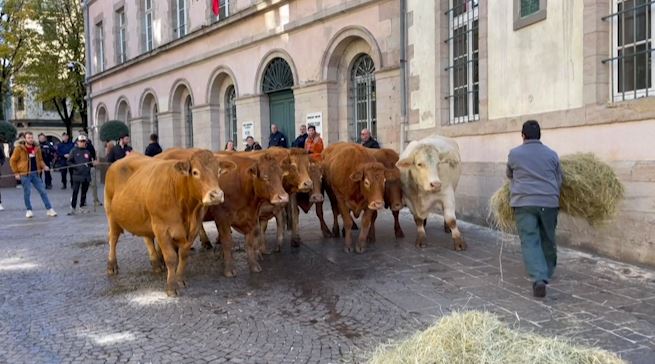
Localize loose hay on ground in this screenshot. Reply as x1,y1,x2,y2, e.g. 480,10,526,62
368,311,625,364
488,153,625,233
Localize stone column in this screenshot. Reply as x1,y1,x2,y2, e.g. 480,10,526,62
235,94,269,147
293,81,335,145
156,111,181,149
128,117,149,153
374,67,402,151
191,104,221,151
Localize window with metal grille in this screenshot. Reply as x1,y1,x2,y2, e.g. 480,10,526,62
175,0,187,38
144,0,154,51
225,85,238,147
117,8,127,63
351,54,376,142
185,96,193,147
95,22,105,72
214,0,230,22
446,0,479,124
603,0,654,101
262,58,294,93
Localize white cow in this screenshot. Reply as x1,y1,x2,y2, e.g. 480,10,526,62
396,135,467,251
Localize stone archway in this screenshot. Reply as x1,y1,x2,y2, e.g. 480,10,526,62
169,80,194,147
261,57,295,146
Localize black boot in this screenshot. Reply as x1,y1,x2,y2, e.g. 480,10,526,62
533,281,546,298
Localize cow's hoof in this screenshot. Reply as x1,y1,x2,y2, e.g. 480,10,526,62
415,240,426,248
107,262,119,275
178,280,188,289
290,237,302,248
150,262,163,274
395,229,405,239
332,228,340,238
166,288,178,297
202,241,213,250
444,224,452,234
343,246,353,254
250,263,262,273
224,268,237,278
355,245,366,254
321,229,333,238
454,239,467,251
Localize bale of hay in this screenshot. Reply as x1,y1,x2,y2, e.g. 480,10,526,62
368,311,625,364
489,153,625,233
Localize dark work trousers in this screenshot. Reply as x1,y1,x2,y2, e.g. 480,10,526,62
39,170,52,188
71,181,90,209
60,167,71,188
514,206,559,284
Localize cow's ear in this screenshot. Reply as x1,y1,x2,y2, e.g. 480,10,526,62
174,161,192,176
396,158,413,169
248,164,258,177
218,160,237,175
349,169,364,182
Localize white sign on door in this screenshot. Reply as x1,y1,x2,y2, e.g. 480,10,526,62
306,112,323,135
242,121,254,140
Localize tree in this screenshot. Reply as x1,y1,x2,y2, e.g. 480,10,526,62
19,0,85,136
0,0,35,121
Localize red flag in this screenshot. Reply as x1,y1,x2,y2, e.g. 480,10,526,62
212,0,220,16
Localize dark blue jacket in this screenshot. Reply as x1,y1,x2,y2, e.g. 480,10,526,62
39,141,56,165
55,141,74,167
268,131,289,148
291,133,308,148
67,147,94,182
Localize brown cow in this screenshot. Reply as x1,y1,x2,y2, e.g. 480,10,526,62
105,149,235,296
367,148,405,241
320,143,392,253
207,153,289,276
291,161,325,244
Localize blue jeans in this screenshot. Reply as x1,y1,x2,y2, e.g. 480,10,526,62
514,206,558,283
20,173,53,211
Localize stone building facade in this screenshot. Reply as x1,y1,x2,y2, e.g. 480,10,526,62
85,0,655,266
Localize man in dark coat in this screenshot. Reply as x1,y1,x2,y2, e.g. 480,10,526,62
55,132,74,189
291,124,308,148
145,133,163,157
268,124,288,148
360,128,380,149
244,136,262,151
67,135,97,214
38,133,56,189
0,144,5,210
107,133,133,163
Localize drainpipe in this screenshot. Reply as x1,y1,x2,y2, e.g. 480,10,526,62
399,0,408,152
83,0,100,209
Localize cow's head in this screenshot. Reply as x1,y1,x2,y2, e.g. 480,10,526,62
250,154,289,205
289,148,313,193
176,149,236,206
384,167,403,211
350,162,392,210
396,144,458,193
308,161,324,203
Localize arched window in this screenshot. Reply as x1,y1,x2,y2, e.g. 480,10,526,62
351,54,376,142
184,95,193,147
225,85,237,147
152,104,159,135
262,57,294,93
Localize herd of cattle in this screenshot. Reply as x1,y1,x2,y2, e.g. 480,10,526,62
104,136,466,296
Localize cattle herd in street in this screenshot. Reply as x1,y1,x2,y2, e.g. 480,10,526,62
104,136,465,296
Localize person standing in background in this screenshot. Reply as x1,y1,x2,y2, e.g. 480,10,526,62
360,128,380,149
67,135,97,215
268,124,288,148
0,143,5,210
107,133,133,163
304,125,324,161
224,140,236,151
145,133,163,157
38,133,55,189
291,124,308,148
55,132,74,189
244,136,262,151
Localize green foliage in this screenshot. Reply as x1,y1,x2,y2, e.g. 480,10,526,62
0,120,18,143
99,121,129,142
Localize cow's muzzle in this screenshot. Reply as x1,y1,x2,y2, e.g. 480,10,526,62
298,179,313,193
271,192,289,205
368,201,384,210
309,193,324,203
391,202,403,211
203,189,224,206
428,181,442,192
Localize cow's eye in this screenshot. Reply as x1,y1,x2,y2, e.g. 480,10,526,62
417,163,425,168
192,169,200,177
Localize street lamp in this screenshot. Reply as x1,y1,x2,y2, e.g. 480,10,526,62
67,59,101,209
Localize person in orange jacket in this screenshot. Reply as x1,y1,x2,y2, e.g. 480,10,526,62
304,125,324,161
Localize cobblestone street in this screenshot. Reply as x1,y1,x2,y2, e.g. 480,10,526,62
1,186,654,363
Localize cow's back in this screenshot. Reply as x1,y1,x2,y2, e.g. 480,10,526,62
105,153,152,212
322,144,377,196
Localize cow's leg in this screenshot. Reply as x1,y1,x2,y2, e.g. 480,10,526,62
274,209,285,252
356,209,374,254
154,231,179,297
330,202,341,238
368,210,378,244
290,194,302,247
414,216,427,248
259,219,273,256
245,229,263,273
199,225,213,250
393,211,405,238
106,220,122,275
144,236,163,273
175,240,192,289
339,204,354,253
316,201,332,238
219,222,237,278
443,192,466,251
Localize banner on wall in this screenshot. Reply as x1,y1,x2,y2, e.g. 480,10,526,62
242,121,254,140
306,112,323,135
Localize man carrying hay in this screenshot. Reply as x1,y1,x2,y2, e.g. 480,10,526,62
506,120,563,298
